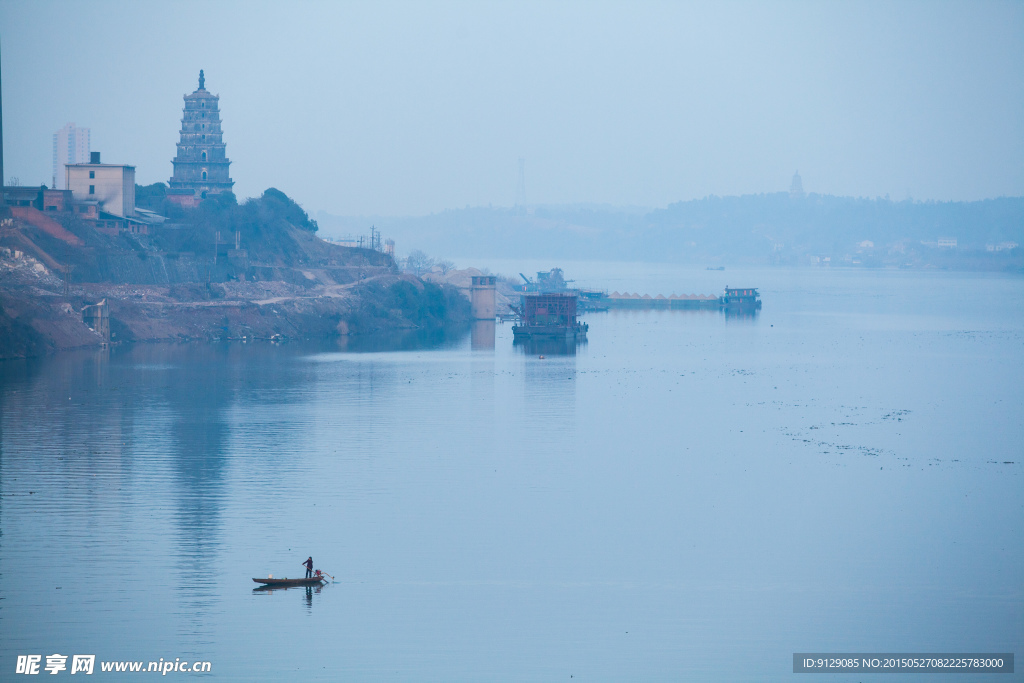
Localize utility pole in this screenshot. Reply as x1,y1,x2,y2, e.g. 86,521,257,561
63,264,74,298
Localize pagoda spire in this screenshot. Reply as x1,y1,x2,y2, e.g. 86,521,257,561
199,69,205,90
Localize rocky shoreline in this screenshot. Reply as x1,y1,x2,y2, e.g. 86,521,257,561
0,251,470,359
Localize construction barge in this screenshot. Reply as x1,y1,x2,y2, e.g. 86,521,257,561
512,293,588,341
519,268,608,312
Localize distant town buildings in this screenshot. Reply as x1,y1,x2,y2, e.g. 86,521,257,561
789,170,805,198
168,70,233,207
52,123,91,190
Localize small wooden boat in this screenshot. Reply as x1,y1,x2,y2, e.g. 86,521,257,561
252,576,326,587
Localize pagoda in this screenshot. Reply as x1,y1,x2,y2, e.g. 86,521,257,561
789,170,805,199
168,70,233,206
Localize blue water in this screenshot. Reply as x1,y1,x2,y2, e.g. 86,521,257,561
1,265,1021,681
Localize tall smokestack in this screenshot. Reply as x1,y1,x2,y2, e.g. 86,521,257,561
1,34,5,209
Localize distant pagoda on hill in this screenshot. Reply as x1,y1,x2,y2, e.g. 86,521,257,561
789,170,805,198
168,70,233,207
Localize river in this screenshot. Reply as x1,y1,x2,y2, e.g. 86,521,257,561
2,265,1021,681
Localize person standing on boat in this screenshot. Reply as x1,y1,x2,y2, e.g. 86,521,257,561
303,556,313,579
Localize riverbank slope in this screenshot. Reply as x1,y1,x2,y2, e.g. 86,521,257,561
0,190,469,359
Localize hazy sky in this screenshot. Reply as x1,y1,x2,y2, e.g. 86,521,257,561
3,1,1022,215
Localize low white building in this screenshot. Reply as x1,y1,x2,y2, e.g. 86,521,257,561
66,152,135,218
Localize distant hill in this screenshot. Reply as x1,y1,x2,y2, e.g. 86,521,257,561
318,194,1024,270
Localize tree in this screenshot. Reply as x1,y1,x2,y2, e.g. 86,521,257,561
258,188,318,232
405,249,434,275
134,182,168,212
436,259,455,274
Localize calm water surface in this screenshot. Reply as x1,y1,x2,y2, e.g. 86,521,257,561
2,265,1022,681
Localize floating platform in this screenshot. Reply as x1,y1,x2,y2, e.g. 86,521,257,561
604,288,761,311
605,292,721,309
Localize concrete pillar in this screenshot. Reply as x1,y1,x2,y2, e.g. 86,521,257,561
470,275,496,320
82,299,110,342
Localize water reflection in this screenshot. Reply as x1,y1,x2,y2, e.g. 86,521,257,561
252,583,325,598
470,320,495,350
512,336,585,356
722,307,760,322
156,345,233,638
334,324,470,353
250,583,327,613
0,341,348,642
470,324,496,427
522,347,577,422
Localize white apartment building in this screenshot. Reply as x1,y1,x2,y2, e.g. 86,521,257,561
52,123,91,190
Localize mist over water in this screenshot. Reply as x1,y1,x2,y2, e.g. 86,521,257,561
2,265,1020,681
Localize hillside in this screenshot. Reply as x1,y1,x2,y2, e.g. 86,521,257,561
0,189,470,359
